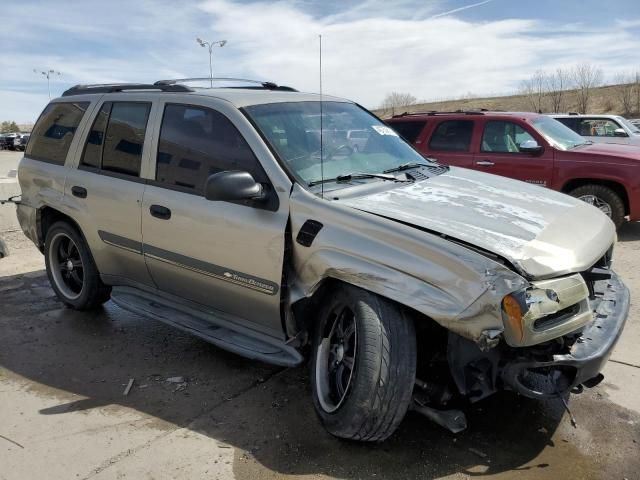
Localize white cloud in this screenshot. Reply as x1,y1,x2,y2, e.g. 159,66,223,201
0,0,639,122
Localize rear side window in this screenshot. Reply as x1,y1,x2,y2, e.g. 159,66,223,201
155,103,267,195
81,102,110,168
387,121,426,143
428,120,474,152
80,102,151,176
27,102,89,164
556,117,578,132
103,103,151,176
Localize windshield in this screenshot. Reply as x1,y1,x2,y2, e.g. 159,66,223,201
245,101,432,188
618,117,640,134
531,116,588,150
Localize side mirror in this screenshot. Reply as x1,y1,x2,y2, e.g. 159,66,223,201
613,128,628,137
519,139,543,155
204,170,265,202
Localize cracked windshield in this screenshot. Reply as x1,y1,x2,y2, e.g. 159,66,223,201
246,101,432,187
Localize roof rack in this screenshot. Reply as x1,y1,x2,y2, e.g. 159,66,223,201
62,83,193,97
154,77,298,92
392,109,490,118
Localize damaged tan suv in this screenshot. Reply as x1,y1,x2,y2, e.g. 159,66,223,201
16,79,629,441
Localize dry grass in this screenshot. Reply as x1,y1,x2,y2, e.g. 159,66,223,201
374,83,638,118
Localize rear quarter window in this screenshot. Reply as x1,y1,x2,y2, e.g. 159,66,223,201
26,102,90,164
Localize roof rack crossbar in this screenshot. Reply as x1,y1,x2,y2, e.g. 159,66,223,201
392,110,488,118
154,77,298,91
62,83,193,97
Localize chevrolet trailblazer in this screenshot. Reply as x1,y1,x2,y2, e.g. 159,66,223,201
16,79,629,441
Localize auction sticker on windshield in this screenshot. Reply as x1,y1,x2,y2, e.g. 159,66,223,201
372,125,399,136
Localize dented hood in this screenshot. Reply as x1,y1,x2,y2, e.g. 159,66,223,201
337,167,616,279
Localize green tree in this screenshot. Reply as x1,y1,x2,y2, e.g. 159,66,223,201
0,121,20,133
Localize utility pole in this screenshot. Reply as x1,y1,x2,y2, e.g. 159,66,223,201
195,38,227,87
34,69,61,99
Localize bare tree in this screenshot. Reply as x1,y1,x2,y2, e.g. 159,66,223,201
379,92,418,117
519,70,547,113
546,68,569,113
572,63,603,114
614,73,636,115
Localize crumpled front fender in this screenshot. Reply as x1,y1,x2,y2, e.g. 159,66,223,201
289,185,528,345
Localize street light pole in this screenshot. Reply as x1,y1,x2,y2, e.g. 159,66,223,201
195,38,227,87
33,69,61,100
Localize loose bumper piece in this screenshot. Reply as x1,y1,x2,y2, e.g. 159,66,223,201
501,273,629,398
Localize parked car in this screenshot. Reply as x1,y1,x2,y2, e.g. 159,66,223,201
17,133,30,151
628,118,640,129
552,113,640,146
386,111,640,228
0,133,17,150
17,82,628,441
346,129,369,152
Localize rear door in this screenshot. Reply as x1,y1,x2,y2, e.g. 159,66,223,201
422,119,475,168
472,119,553,187
141,98,290,339
65,96,157,287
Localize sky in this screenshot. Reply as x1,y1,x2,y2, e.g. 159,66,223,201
1,0,640,123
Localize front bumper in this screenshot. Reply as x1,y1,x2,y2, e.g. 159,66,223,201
501,272,630,398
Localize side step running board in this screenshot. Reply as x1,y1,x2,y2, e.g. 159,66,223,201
110,287,303,367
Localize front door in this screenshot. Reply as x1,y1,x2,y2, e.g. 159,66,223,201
141,102,289,339
472,119,554,188
65,99,155,286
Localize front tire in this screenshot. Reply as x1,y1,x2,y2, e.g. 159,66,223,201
44,221,111,310
568,184,626,229
311,285,416,442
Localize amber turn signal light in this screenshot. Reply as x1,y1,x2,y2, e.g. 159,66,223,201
502,294,525,343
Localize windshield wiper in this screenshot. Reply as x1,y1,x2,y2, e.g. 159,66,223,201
308,172,411,187
383,161,433,174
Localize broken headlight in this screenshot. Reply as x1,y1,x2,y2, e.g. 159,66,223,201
501,274,591,347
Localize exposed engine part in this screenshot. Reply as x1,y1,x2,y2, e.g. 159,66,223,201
414,378,453,406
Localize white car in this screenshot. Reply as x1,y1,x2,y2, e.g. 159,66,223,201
346,129,369,152
552,114,640,146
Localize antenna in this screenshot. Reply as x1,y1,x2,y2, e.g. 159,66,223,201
319,34,324,199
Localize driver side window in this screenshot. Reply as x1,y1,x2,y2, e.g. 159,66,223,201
481,121,535,153
155,103,269,195
577,119,621,137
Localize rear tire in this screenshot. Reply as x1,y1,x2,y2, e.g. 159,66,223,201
310,284,416,442
568,184,626,229
44,221,111,310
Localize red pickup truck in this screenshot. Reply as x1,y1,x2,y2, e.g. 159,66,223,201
386,111,640,229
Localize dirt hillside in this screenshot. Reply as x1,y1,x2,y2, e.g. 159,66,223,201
374,83,639,118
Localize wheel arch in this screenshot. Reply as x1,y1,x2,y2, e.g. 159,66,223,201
37,206,86,251
291,269,494,349
562,178,629,215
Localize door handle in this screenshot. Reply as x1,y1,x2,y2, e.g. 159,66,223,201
476,160,495,166
149,204,171,220
71,186,87,198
